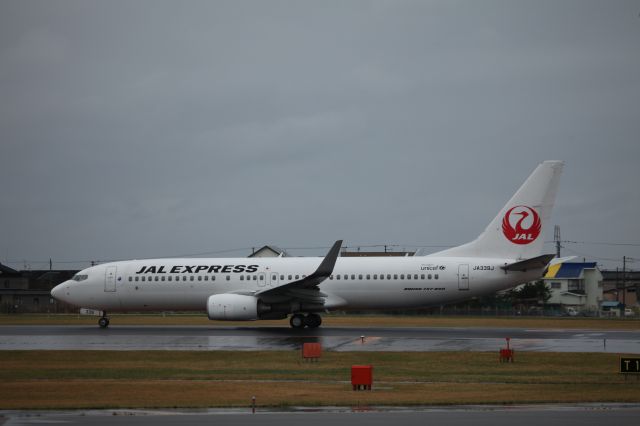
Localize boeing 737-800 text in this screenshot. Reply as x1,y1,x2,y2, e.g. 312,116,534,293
51,160,564,328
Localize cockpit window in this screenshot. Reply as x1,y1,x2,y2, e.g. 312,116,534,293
72,274,88,282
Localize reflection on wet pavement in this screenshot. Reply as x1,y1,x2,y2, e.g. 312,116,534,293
1,325,639,352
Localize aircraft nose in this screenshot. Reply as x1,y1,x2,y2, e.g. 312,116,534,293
51,282,68,301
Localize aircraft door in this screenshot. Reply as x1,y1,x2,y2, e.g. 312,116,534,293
105,266,117,292
458,264,469,290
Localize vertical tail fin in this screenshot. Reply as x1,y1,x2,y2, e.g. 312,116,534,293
431,160,564,260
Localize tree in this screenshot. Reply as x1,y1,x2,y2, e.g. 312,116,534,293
510,280,551,305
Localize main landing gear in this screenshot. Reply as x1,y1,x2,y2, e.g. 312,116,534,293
98,313,110,329
289,313,322,329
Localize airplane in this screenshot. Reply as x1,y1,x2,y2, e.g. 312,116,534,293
51,160,564,329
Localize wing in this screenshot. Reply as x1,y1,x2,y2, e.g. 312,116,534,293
256,240,342,305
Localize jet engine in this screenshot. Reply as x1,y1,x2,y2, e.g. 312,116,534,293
207,294,261,321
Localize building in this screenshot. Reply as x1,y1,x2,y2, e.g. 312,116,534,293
340,250,415,257
248,245,289,258
0,263,78,313
601,270,639,307
600,301,625,317
543,262,603,314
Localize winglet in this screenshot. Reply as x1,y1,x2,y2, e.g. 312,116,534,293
314,240,343,278
256,240,343,296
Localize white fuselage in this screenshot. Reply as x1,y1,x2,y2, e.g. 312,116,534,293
53,255,539,313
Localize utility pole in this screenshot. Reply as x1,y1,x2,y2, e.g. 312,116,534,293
622,256,627,308
554,225,561,258
616,267,620,304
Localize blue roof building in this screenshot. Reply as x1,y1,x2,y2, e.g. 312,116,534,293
544,262,603,313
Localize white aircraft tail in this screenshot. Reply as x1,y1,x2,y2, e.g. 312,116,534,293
431,160,564,260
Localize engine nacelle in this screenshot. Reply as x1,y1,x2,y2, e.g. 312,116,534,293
207,294,259,321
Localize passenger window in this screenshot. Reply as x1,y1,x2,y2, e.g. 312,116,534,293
197,276,202,281
400,274,405,279
253,275,257,281
240,276,244,281
134,277,139,282
428,274,432,279
407,274,411,280
435,274,439,280
295,275,299,280
226,276,230,281
288,275,292,280
204,276,208,281
155,276,159,282
272,274,277,281
280,275,284,281
394,274,398,280
379,274,384,280
373,274,377,280
211,276,215,281
366,274,370,280
330,275,333,280
190,276,194,281
344,275,348,280
141,276,145,282
359,274,363,280
337,275,341,280
414,274,418,280
168,276,172,282
161,276,166,282
128,277,132,282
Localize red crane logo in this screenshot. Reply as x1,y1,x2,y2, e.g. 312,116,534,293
502,206,541,245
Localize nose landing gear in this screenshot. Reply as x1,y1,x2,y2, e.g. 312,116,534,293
98,313,110,329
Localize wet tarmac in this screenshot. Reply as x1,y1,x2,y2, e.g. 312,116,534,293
2,404,640,426
1,325,639,353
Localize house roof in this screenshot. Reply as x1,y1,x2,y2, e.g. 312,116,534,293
248,245,289,258
545,262,597,279
0,263,20,276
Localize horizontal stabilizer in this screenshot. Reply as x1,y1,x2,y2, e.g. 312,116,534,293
500,254,555,272
548,256,577,266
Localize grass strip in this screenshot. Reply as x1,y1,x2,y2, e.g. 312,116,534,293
1,350,639,409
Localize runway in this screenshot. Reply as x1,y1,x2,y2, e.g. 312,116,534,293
2,405,640,426
2,325,639,352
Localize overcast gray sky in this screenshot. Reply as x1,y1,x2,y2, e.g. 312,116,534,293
1,0,639,271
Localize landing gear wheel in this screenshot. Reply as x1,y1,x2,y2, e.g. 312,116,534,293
289,314,305,329
98,317,110,328
304,313,322,328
